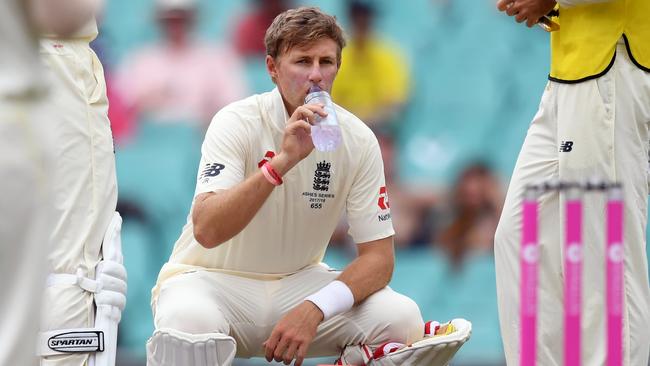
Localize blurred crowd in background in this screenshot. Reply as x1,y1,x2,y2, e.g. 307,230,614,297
91,0,555,364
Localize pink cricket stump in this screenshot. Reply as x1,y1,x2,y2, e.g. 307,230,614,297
606,186,623,366
520,189,539,366
564,192,583,366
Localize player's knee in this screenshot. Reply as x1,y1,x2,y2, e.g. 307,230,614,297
156,299,229,335
370,293,423,344
385,296,423,342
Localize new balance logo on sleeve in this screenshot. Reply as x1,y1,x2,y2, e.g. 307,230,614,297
559,141,574,152
199,163,225,181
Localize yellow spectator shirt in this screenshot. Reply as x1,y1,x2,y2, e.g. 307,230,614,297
332,38,409,124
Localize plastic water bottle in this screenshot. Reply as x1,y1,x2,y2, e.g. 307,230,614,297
305,85,342,152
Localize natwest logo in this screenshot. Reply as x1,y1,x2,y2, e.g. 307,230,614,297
378,186,390,210
258,151,276,168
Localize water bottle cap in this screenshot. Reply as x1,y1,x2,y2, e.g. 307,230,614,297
309,84,322,94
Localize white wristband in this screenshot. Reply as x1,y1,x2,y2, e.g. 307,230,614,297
305,280,354,321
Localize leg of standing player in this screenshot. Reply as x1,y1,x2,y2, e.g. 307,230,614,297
38,37,119,366
495,79,564,365
0,99,52,366
496,40,650,365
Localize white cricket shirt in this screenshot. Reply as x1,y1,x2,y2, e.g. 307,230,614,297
156,88,394,286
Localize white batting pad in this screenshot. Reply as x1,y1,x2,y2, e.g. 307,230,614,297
146,328,236,366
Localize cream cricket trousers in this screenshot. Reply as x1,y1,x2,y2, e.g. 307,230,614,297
0,98,52,366
495,41,650,365
38,38,117,366
153,264,424,360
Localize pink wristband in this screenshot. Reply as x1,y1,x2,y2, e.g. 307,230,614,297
261,162,282,186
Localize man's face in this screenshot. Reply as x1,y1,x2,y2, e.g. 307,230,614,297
158,9,194,44
266,38,339,113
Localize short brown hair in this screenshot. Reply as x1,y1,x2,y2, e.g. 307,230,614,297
264,7,346,66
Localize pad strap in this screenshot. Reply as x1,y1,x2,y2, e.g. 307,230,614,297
46,268,100,293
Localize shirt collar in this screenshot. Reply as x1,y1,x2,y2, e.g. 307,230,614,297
265,87,290,132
